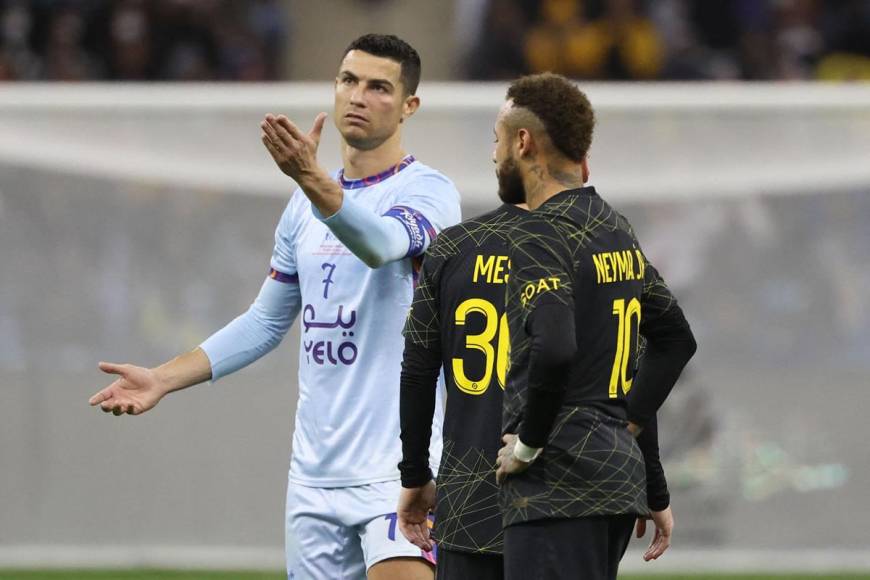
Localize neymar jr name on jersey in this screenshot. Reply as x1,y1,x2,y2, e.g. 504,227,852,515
591,249,646,285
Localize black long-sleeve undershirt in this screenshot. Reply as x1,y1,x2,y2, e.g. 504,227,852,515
636,414,670,511
627,310,697,427
518,302,577,448
398,339,441,488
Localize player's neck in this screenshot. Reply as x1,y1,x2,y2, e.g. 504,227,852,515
341,133,407,180
523,159,585,210
525,181,570,210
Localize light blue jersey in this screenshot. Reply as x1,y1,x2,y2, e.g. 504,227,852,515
269,158,460,487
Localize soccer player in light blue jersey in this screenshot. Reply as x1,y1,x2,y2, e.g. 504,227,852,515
88,34,461,580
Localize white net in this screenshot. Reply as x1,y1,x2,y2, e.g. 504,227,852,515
2,82,869,201
1,83,869,572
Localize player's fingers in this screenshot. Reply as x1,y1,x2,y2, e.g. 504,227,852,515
400,522,428,551
261,134,282,160
416,524,433,552
261,118,285,148
643,530,659,561
99,393,117,411
101,394,128,415
98,361,129,377
276,115,306,141
261,116,286,144
653,535,671,559
495,467,505,485
271,120,300,150
89,387,113,406
309,112,327,145
260,129,277,150
646,528,669,561
398,524,418,546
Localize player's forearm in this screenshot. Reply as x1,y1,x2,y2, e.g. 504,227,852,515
627,327,697,426
317,194,412,268
519,303,576,448
636,414,670,511
399,340,442,487
153,347,213,395
296,167,344,217
199,277,300,381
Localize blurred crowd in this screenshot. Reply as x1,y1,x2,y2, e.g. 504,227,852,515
467,0,870,80
0,0,287,81
3,0,870,82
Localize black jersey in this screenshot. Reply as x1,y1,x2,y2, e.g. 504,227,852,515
402,203,527,554
501,186,695,527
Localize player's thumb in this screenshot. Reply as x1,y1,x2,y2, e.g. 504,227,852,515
310,112,327,145
98,361,128,377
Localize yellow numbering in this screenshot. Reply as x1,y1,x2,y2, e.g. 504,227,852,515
452,298,510,395
609,297,641,398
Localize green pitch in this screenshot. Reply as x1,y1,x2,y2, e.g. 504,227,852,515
2,573,870,580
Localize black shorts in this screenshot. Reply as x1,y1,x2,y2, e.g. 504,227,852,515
503,514,635,580
436,547,504,580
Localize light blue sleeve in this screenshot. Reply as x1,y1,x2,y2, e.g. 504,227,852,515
315,170,462,268
200,198,302,381
317,198,411,268
199,276,301,381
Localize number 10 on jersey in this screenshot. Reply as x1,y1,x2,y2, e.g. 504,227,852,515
609,297,641,398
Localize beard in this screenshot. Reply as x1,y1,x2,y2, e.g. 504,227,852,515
497,155,526,204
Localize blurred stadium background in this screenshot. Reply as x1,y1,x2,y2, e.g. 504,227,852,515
1,0,869,577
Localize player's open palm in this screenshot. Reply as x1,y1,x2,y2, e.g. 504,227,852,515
89,362,166,416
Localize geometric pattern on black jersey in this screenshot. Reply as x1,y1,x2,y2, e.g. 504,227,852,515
502,187,683,526
404,205,527,554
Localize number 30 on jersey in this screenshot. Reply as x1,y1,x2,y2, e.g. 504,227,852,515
451,298,509,396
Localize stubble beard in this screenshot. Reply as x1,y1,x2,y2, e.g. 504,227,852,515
497,156,526,205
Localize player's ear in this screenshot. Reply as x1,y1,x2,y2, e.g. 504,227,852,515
401,94,420,123
581,156,590,183
516,128,535,159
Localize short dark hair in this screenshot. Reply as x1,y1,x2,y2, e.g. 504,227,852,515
506,73,595,162
343,34,422,95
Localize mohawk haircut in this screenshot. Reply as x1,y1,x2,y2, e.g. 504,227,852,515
506,73,595,162
343,34,422,95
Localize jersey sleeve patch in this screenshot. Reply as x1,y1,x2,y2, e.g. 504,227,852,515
384,205,436,258
269,267,299,284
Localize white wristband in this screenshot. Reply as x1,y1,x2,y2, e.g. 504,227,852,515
513,439,543,463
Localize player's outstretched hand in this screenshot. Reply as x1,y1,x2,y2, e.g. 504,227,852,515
88,362,167,416
397,480,436,552
495,433,532,485
636,506,673,561
260,112,328,182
